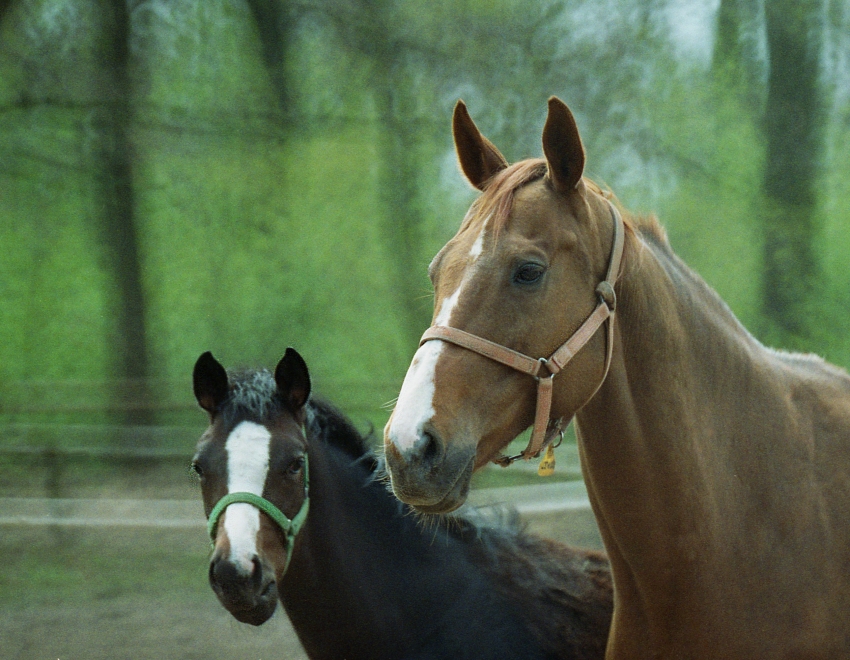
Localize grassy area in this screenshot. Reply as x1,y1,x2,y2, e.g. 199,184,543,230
0,526,204,609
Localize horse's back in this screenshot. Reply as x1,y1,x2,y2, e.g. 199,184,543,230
749,347,850,643
770,348,850,477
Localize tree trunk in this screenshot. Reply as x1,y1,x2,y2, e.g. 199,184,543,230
761,0,824,345
97,0,153,427
245,0,294,118
712,0,763,110
374,77,433,347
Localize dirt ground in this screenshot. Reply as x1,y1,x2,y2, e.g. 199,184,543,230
3,589,306,660
1,507,602,660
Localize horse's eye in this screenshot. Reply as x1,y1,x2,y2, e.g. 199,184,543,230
513,263,545,285
287,456,305,475
191,461,204,479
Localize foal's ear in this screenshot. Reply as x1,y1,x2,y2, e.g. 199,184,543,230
275,348,311,412
193,352,229,416
542,97,585,193
453,100,508,191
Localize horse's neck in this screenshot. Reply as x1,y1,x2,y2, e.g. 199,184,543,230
574,229,850,657
576,232,776,562
281,441,551,659
595,230,765,421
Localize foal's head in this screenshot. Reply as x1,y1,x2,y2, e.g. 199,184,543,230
384,98,622,513
192,349,310,625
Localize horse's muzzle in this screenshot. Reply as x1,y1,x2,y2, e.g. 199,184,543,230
384,430,475,513
209,554,278,626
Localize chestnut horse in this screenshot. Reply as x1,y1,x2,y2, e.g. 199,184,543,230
383,98,850,658
193,349,613,659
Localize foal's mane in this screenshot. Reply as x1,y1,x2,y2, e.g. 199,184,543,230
464,158,666,245
306,396,375,462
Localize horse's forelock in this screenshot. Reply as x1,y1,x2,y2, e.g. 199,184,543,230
464,160,656,247
465,159,548,237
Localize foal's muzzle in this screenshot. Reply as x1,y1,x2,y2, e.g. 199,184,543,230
209,552,279,626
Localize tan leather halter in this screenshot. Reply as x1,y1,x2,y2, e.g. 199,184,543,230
419,200,625,467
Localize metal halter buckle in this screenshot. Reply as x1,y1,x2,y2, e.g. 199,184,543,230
596,281,616,311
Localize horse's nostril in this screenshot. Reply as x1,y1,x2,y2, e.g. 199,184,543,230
210,554,260,589
417,426,445,467
210,555,235,586
422,431,440,462
251,556,263,590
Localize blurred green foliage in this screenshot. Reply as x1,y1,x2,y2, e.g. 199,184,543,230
1,0,849,446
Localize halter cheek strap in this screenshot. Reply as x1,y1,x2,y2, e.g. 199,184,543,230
419,200,625,466
207,455,310,574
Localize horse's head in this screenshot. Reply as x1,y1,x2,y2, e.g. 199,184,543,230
192,349,311,626
384,97,623,513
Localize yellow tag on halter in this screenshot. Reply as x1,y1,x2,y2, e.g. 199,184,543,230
537,444,556,477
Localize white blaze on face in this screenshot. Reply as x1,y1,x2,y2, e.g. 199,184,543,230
387,224,487,452
223,421,272,573
468,231,484,259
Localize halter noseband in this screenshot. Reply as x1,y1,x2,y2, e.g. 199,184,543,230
207,454,310,573
419,200,625,466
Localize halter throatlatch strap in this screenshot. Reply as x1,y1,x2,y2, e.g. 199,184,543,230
207,454,310,573
419,200,625,467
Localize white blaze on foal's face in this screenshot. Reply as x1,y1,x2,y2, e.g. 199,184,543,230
223,421,272,572
387,225,487,452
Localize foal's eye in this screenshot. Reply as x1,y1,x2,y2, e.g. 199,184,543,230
286,456,305,475
513,263,545,286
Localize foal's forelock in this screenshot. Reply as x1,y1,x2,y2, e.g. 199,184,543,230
220,421,272,572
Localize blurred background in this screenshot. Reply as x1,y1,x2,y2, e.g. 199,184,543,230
1,0,849,657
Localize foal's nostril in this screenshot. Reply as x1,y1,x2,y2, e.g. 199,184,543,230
210,555,233,586
251,556,263,590
209,554,259,589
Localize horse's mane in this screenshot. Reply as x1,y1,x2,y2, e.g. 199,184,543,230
465,158,666,245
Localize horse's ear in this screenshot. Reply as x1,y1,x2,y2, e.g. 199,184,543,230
542,97,585,194
453,100,508,191
275,348,311,412
193,352,229,416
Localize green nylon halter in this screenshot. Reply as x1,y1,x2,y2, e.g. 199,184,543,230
207,454,310,573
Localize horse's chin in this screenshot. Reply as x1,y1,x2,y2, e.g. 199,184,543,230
411,492,466,514
212,579,279,626
394,456,474,515
219,584,277,626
